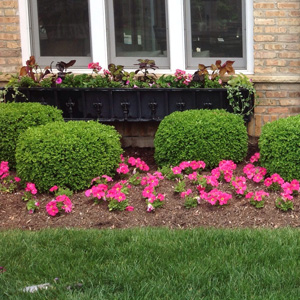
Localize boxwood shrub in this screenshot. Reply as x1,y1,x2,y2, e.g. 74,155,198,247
154,109,248,168
259,115,300,181
0,102,63,168
16,121,123,192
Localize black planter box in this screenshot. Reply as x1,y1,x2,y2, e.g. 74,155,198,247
3,87,254,122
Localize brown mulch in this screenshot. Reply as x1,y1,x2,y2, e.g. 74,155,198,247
0,140,299,230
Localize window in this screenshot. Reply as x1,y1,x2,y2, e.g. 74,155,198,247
21,0,252,71
30,0,92,66
106,0,169,68
185,0,246,69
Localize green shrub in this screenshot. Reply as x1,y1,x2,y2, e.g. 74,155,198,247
154,109,248,168
259,115,300,181
0,102,63,167
16,121,123,192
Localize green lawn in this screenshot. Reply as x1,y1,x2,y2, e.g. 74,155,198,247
0,228,299,299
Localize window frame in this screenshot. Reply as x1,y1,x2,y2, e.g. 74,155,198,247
185,0,247,70
18,0,253,73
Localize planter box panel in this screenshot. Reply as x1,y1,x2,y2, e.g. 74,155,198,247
84,90,112,120
139,91,166,120
56,90,85,119
28,89,56,106
112,90,139,120
168,91,196,113
195,90,228,110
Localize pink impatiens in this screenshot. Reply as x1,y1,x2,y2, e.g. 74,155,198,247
46,194,73,216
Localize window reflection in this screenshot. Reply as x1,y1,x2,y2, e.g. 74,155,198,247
190,0,243,58
113,0,167,57
37,0,90,57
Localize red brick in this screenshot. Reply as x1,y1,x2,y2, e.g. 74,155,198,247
289,92,300,98
264,27,287,33
278,35,299,42
289,11,300,17
0,17,19,23
0,33,19,40
265,91,288,98
290,61,300,67
277,18,300,26
6,41,20,49
0,1,18,8
254,51,277,59
254,3,276,9
278,3,300,9
255,19,275,26
265,59,287,67
266,11,286,17
290,107,300,113
254,67,277,73
279,99,300,106
279,52,300,58
0,49,20,57
254,35,275,42
268,107,290,113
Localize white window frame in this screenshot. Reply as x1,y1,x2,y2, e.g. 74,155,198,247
18,0,253,74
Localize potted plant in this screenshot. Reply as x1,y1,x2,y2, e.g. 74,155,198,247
0,57,255,122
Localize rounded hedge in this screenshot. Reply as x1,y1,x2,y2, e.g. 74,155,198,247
0,102,64,168
154,109,248,168
16,121,123,192
259,115,300,181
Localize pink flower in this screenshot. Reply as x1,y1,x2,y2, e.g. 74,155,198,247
156,193,165,201
250,153,260,163
188,172,198,181
14,177,21,182
85,189,92,197
117,163,130,174
271,173,284,184
218,78,222,85
125,206,134,211
172,166,182,175
142,186,154,198
103,69,111,76
25,182,37,195
102,175,113,182
56,77,62,84
88,62,102,72
46,200,59,216
49,185,58,192
181,189,192,198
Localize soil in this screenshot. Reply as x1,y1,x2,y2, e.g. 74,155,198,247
0,141,299,230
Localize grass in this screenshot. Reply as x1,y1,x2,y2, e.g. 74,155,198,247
0,227,299,299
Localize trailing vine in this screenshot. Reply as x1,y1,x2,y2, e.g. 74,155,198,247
226,74,257,118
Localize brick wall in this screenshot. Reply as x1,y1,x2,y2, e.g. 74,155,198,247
0,1,299,138
250,0,300,136
0,0,21,78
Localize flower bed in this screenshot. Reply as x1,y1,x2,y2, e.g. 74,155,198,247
0,146,299,230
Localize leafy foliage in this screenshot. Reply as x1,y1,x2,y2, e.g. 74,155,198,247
259,115,300,181
0,103,63,167
154,109,248,168
15,121,123,192
226,74,256,117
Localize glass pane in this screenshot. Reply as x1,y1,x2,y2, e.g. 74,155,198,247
113,0,167,57
37,0,90,57
190,0,243,58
